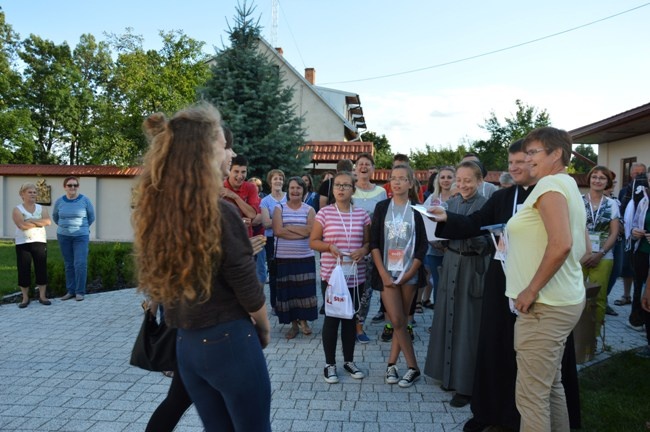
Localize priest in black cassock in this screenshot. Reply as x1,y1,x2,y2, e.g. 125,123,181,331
429,140,581,432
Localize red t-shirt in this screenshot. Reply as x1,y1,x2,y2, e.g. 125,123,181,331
223,179,261,237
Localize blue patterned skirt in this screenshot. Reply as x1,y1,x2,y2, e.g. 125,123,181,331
275,256,318,324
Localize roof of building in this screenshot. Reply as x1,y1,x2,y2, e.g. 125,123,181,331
570,101,650,144
256,38,364,140
300,141,374,163
0,164,142,177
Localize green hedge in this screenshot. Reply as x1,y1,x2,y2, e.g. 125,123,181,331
0,240,136,298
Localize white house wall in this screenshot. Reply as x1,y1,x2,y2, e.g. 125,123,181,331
257,44,345,141
1,175,136,242
597,132,650,194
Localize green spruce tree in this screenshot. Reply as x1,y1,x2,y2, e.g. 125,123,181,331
201,2,309,180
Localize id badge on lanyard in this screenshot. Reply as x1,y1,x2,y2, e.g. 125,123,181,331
387,248,405,272
341,254,355,277
589,232,601,253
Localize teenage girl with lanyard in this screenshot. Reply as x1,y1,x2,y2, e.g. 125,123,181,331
310,171,370,384
370,164,427,388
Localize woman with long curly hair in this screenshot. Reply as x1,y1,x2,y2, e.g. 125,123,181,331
132,102,271,432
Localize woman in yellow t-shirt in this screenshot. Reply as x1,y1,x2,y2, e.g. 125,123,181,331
505,127,588,432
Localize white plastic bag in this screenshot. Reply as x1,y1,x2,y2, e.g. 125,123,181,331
325,261,355,319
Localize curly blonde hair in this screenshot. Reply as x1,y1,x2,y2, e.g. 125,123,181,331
132,102,223,305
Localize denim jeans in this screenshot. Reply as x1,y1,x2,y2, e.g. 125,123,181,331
177,319,271,432
57,234,89,295
256,248,267,285
265,236,276,308
425,254,444,304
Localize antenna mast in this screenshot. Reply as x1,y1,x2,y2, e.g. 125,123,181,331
271,0,278,46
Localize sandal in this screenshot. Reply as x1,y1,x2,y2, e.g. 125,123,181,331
614,296,632,306
415,302,424,314
423,300,435,310
298,321,312,335
285,325,299,339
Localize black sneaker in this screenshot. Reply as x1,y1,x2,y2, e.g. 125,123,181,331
343,362,365,379
385,365,399,384
371,311,385,322
324,364,339,384
407,324,414,341
398,368,421,388
381,324,393,342
450,393,471,407
463,418,489,432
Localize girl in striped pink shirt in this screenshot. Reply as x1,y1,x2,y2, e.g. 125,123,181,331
310,172,370,384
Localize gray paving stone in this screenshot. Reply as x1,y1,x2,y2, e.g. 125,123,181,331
0,281,643,431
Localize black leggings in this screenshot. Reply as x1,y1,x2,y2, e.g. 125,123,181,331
322,281,359,365
16,242,47,287
145,362,192,432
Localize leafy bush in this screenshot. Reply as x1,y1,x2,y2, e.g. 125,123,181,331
1,240,135,298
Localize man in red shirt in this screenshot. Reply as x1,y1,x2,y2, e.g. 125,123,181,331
222,154,260,237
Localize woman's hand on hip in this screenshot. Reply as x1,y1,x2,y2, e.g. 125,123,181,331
514,287,538,314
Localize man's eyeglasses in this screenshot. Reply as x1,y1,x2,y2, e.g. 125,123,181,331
525,148,548,157
66,184,79,188
333,183,353,190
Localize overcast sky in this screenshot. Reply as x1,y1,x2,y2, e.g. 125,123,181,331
4,0,650,154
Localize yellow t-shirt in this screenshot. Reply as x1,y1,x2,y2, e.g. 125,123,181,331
505,174,586,306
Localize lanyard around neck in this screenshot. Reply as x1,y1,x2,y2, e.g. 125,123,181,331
585,193,604,226
335,203,353,250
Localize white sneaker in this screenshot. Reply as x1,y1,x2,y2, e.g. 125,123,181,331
398,368,421,388
324,364,339,384
343,362,365,379
385,365,399,384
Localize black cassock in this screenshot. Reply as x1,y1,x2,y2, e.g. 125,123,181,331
435,184,581,430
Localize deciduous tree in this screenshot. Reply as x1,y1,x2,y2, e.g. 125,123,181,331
0,10,34,163
471,99,551,171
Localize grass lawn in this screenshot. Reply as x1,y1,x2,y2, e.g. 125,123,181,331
0,239,63,297
0,239,135,298
579,350,650,431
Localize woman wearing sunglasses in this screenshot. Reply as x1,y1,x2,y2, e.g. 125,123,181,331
53,176,95,301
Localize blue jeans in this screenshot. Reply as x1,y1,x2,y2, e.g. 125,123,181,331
256,248,267,285
425,254,444,304
177,319,271,432
57,234,89,295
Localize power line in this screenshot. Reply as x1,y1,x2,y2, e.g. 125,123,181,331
321,2,650,85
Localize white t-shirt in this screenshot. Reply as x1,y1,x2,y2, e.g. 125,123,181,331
15,204,47,244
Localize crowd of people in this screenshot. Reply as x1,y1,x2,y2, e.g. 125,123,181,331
11,99,650,431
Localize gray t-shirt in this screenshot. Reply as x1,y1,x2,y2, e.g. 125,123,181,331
383,201,415,282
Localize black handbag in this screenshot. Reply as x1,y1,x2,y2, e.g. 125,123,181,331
130,309,177,371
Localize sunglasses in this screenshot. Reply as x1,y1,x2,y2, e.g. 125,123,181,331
66,184,79,188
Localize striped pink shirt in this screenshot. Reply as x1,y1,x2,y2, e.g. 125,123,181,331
315,204,370,285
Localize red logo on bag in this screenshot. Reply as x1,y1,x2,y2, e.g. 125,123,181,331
333,295,345,302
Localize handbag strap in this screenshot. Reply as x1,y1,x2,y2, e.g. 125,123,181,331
343,260,361,315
